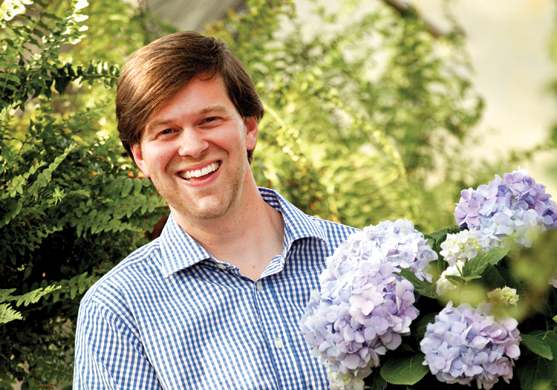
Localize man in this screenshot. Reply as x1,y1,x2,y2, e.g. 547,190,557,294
74,31,356,389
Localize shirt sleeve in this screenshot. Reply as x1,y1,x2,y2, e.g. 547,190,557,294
73,297,163,389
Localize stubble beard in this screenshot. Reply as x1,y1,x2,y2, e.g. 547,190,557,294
153,161,247,223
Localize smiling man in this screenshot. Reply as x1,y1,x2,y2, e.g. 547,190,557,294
73,32,357,389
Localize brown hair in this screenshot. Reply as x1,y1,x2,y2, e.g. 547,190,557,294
116,31,264,163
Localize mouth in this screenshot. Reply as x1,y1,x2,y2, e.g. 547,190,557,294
179,162,221,180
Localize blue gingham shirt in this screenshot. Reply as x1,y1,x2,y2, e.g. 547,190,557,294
74,188,357,389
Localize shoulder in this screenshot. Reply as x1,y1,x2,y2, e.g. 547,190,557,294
308,215,360,247
259,187,359,248
80,238,162,309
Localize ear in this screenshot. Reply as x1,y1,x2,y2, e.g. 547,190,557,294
244,116,258,151
130,143,150,178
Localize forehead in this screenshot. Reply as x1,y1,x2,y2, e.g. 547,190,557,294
148,76,234,124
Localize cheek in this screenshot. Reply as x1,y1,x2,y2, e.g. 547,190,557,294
142,147,172,174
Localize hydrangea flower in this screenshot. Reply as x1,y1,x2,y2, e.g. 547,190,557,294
454,169,557,248
360,219,438,282
325,363,366,390
487,287,519,306
436,260,465,296
420,301,521,389
440,230,496,266
300,220,436,389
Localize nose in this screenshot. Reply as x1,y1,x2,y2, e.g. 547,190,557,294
177,127,209,159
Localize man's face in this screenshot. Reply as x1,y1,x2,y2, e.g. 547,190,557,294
130,76,258,224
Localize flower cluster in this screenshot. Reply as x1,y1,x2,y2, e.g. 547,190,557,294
437,169,557,296
439,229,495,266
420,301,521,389
454,168,557,247
300,220,437,389
487,287,519,306
360,219,438,282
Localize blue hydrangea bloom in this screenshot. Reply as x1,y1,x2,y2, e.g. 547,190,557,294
420,302,521,389
361,220,438,282
300,220,436,389
454,169,557,241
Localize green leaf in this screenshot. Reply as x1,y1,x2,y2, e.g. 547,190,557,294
522,333,554,360
23,262,33,280
519,355,556,390
424,226,464,244
481,265,506,289
397,269,437,298
518,332,557,389
14,285,60,306
412,311,437,341
70,285,78,300
380,353,428,385
462,248,509,277
121,178,134,197
0,303,23,325
445,274,465,286
363,368,385,390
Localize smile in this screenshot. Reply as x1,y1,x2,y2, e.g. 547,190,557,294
179,162,220,180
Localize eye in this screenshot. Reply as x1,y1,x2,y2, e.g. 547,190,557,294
203,117,218,123
160,128,174,135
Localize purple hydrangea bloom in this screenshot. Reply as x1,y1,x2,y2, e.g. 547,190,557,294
300,220,435,389
454,168,557,247
360,220,438,282
454,189,486,228
420,302,521,389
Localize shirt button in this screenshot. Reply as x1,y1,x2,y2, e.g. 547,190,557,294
217,263,227,270
275,338,283,349
256,281,263,291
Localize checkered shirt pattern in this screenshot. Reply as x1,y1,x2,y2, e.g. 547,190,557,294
74,188,357,389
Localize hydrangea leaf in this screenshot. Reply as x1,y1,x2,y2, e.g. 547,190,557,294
423,226,464,245
363,368,385,390
462,248,509,277
518,332,557,389
444,274,465,287
397,269,437,298
537,332,557,359
460,274,483,282
380,352,428,385
481,264,507,289
521,333,553,360
518,353,556,390
412,312,437,341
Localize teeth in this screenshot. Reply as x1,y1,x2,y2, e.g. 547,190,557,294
181,162,220,180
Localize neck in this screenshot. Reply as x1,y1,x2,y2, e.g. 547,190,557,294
171,180,284,280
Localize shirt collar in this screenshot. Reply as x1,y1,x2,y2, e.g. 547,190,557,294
159,187,328,278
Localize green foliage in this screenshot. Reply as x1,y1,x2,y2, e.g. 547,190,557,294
0,0,167,387
518,331,557,390
0,285,59,324
380,352,429,385
205,0,486,232
521,333,554,361
384,228,557,389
